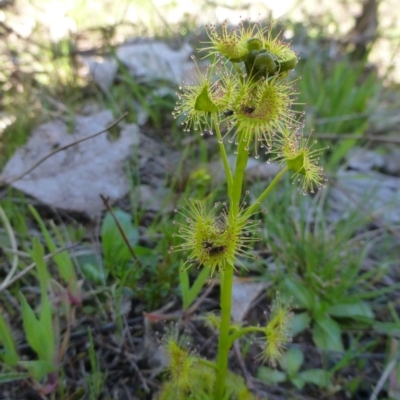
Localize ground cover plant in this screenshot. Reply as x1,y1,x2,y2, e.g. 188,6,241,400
1,2,400,400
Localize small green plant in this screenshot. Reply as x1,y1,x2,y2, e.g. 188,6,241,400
259,191,394,352
0,238,75,393
283,275,374,352
100,207,140,277
29,205,81,303
160,20,328,399
86,328,107,400
257,347,331,390
97,207,177,309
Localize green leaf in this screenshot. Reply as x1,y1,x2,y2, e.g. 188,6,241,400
50,220,77,282
283,277,314,310
194,86,218,112
337,318,375,330
133,245,159,265
279,347,304,376
183,267,210,310
328,301,374,319
0,314,20,366
0,372,30,384
373,322,400,336
289,312,311,336
38,298,55,363
101,209,139,267
298,369,331,388
29,205,76,283
179,267,190,310
312,316,344,352
19,293,42,356
256,366,286,384
30,238,55,363
290,375,306,390
19,360,55,381
311,299,329,320
31,237,49,306
287,152,305,175
81,263,106,285
19,293,53,362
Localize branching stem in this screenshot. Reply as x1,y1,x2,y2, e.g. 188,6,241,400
214,132,249,399
244,167,288,219
228,326,265,348
231,133,249,215
212,113,233,195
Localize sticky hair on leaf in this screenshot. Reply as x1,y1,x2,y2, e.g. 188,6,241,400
273,124,328,194
258,298,293,367
170,199,261,276
162,327,196,392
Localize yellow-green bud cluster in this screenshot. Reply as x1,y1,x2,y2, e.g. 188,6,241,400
173,20,325,193
205,20,298,80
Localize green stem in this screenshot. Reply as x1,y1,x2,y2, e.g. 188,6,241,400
214,265,234,399
231,133,249,215
232,62,244,84
228,326,265,348
213,132,249,399
243,166,288,219
212,114,233,196
198,357,218,370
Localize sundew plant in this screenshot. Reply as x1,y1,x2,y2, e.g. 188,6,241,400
162,20,327,400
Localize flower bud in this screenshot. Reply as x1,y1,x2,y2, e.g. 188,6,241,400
253,51,277,75
246,37,263,52
276,55,298,73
